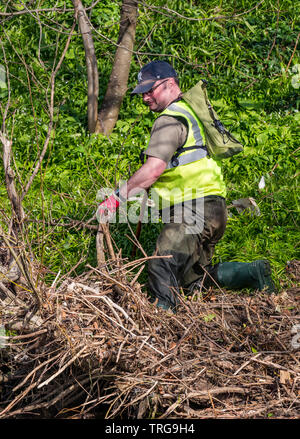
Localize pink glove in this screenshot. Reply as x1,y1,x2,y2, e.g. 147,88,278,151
96,194,120,223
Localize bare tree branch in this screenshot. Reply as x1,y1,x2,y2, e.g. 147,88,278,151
0,0,101,16
139,0,265,22
0,3,77,308
21,14,77,199
0,132,24,225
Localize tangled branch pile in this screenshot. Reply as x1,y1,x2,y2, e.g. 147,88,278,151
0,251,299,419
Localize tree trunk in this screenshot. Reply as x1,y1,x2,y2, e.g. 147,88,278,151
72,0,99,133
1,132,24,227
95,0,138,135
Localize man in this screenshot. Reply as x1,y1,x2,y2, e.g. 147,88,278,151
97,60,276,311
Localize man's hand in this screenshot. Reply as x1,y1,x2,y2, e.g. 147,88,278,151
96,194,120,223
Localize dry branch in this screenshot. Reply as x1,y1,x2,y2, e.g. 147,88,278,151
0,132,24,224
0,249,299,419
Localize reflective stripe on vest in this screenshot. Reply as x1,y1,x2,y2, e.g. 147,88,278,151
161,101,208,169
151,101,226,207
167,102,205,147
166,147,207,169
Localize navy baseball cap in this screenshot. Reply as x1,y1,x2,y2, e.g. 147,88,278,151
131,60,178,95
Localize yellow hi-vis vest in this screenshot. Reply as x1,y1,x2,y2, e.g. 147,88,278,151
151,100,227,209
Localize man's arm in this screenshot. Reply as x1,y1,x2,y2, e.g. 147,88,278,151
119,156,166,199
96,156,166,223
121,115,186,199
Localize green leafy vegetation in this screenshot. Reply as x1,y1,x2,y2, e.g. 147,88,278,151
0,0,299,289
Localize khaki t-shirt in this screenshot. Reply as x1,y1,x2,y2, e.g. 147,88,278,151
145,115,188,164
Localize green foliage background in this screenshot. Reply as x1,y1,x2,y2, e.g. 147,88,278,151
0,0,299,288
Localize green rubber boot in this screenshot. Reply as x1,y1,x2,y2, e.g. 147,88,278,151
217,260,277,293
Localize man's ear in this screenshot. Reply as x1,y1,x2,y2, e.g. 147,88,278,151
169,77,179,89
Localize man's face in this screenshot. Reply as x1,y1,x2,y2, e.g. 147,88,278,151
142,78,171,112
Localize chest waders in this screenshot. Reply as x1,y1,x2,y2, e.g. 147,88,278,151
146,102,276,312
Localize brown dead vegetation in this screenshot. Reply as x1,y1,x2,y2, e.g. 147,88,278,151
0,248,299,419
